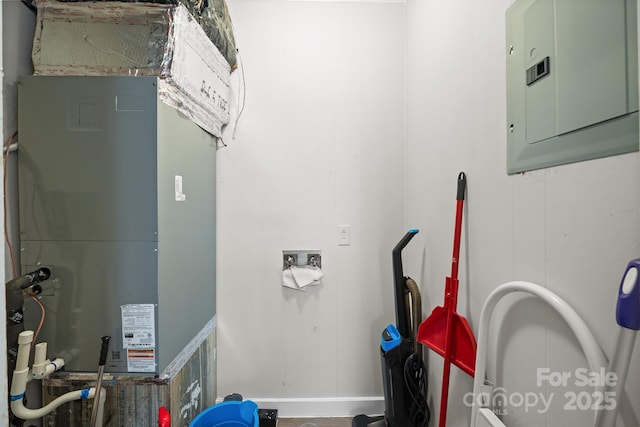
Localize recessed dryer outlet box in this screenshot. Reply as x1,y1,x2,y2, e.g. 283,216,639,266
506,0,639,174
258,409,278,427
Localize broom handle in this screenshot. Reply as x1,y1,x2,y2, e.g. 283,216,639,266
451,172,466,280
439,173,466,427
90,336,111,427
439,277,458,427
439,350,452,427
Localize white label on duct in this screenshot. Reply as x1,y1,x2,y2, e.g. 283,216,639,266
126,349,156,373
121,304,156,349
175,175,187,201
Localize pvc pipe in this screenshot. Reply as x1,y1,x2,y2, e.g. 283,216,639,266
10,331,34,400
11,387,96,420
470,281,607,427
15,331,33,371
32,341,55,379
32,358,65,380
9,330,94,422
33,342,47,367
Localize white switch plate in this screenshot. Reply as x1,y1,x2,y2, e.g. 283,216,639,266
337,225,351,246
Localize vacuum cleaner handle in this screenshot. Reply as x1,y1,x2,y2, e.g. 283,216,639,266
594,258,640,427
393,229,420,258
617,258,640,330
392,229,419,339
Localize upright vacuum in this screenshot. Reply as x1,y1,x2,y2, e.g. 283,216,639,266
353,230,430,427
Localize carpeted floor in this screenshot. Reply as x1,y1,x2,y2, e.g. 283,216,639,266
276,418,352,427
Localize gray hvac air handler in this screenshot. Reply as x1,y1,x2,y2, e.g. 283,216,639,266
18,76,216,374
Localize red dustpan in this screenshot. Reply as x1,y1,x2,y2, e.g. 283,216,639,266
417,172,477,427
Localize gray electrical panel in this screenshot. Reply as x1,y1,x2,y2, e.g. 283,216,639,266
18,76,216,374
506,0,639,174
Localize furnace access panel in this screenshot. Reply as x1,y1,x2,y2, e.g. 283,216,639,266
18,76,216,374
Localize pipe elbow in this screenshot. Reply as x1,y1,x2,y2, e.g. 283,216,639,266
32,358,65,380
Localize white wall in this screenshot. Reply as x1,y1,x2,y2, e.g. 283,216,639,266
220,0,640,425
218,0,406,415
2,0,638,425
405,1,640,426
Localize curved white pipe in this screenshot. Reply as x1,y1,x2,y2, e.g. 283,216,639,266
470,281,607,427
11,387,97,420
9,330,98,421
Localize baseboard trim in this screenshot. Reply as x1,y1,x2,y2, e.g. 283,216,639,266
216,396,384,418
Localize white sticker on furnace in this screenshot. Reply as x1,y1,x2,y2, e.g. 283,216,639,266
126,348,156,373
121,304,156,349
175,175,186,201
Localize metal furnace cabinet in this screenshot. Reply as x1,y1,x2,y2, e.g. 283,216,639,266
18,76,217,375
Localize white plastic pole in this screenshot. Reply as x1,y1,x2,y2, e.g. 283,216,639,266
594,326,637,426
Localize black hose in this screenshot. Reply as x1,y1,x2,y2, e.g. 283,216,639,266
403,277,429,427
404,352,430,427
404,278,422,359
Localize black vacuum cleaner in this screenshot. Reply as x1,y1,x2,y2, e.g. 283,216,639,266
353,230,430,427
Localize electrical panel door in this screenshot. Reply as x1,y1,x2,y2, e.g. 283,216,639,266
506,0,639,173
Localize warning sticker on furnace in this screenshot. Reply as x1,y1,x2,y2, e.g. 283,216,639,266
127,348,156,372
121,304,156,349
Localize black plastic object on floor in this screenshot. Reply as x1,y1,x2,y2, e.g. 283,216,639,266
223,393,244,402
352,415,384,426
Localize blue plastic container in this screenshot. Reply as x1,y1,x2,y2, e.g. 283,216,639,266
189,400,259,427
